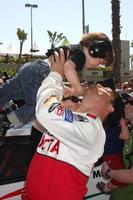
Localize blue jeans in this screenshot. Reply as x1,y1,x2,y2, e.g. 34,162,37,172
0,60,50,124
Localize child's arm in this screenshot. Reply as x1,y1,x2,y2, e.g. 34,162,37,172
64,60,85,96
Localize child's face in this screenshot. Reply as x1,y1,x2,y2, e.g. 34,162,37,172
83,47,107,69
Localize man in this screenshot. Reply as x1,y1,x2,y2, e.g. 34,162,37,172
25,49,115,200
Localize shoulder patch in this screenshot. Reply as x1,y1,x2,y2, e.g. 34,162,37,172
64,109,73,123
74,114,89,122
56,105,64,116
48,102,60,113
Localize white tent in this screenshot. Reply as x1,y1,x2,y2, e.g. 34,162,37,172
7,43,18,54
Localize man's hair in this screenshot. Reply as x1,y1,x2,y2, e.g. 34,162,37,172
80,32,114,66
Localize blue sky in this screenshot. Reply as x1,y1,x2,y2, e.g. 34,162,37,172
0,0,132,54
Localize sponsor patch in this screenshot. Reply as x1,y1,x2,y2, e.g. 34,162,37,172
48,102,60,113
56,105,64,116
74,114,89,122
64,109,73,122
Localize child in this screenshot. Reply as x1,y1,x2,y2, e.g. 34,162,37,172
0,32,114,134
46,32,114,96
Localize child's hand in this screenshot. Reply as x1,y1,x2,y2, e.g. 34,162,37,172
48,49,66,78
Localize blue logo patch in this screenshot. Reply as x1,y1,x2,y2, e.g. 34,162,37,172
64,109,73,123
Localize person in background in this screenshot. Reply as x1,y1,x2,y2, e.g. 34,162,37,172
121,81,132,93
25,49,115,200
101,91,133,200
2,71,11,82
0,78,4,86
97,91,130,193
128,78,133,92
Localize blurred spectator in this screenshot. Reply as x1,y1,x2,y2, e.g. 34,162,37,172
101,91,133,200
2,71,11,82
128,78,133,92
97,91,128,193
0,78,4,86
121,81,132,93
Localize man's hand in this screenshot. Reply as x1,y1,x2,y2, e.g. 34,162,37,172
48,49,68,79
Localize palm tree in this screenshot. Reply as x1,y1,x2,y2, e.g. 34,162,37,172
131,40,133,68
47,30,70,48
131,40,133,48
17,28,27,63
111,0,121,83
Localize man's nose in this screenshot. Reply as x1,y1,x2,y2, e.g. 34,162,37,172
109,105,114,113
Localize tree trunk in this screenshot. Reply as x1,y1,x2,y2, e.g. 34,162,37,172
111,0,121,83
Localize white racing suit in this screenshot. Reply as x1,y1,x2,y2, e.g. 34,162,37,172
25,72,106,200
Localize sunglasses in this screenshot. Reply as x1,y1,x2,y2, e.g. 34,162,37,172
62,96,81,103
126,100,133,105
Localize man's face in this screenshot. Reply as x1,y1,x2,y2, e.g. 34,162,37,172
85,84,115,120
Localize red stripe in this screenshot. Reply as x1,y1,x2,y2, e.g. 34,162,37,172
87,113,97,119
0,188,25,200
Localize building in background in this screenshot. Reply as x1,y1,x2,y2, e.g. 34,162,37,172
121,40,132,81
121,40,130,70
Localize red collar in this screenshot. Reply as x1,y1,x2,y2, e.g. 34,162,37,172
87,113,97,119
